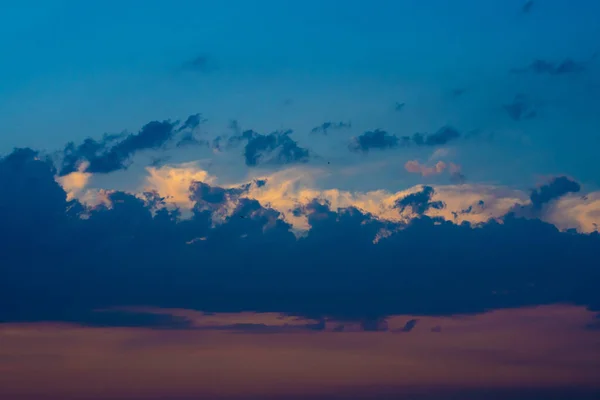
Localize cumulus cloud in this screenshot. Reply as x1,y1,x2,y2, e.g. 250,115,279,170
3,146,600,325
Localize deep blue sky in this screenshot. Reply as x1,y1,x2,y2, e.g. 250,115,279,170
1,2,600,399
2,0,600,187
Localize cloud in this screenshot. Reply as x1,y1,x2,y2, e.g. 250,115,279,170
144,163,216,210
242,130,310,166
405,160,447,177
404,160,466,183
59,115,203,175
349,129,399,152
3,148,600,327
349,126,463,153
56,161,92,201
310,121,351,135
545,192,600,233
503,94,536,121
395,186,445,215
530,176,581,210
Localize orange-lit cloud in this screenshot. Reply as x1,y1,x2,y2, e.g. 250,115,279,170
545,192,600,233
404,160,447,176
55,161,92,201
144,162,216,210
60,162,600,234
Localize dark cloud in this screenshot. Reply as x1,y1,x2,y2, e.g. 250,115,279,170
413,126,461,146
350,126,462,153
2,149,600,327
349,130,399,152
60,115,203,175
503,94,536,121
452,200,485,220
395,186,445,215
241,130,310,166
178,113,206,131
530,176,581,210
310,121,351,135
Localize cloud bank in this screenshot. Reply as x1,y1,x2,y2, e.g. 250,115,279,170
1,144,599,326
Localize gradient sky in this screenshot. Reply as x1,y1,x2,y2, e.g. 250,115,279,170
1,1,600,399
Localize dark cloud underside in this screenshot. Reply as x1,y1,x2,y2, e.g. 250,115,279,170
1,149,599,326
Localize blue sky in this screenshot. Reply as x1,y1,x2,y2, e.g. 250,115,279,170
2,2,600,399
2,0,600,187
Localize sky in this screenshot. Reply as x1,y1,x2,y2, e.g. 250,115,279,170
1,1,600,399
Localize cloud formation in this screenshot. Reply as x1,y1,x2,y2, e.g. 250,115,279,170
241,130,310,166
350,126,462,153
59,115,204,175
5,147,600,326
530,176,581,210
405,160,447,177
